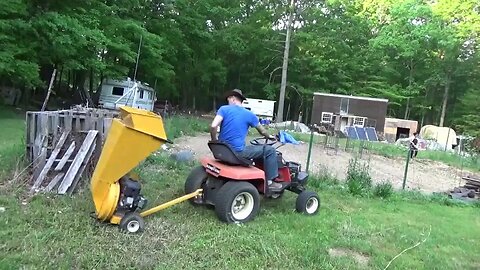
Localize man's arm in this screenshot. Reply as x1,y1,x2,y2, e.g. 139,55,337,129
210,115,223,141
255,124,274,139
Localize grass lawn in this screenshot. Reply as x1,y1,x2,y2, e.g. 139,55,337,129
1,107,479,269
0,106,25,178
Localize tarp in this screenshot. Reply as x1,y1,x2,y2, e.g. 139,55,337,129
278,131,300,145
419,125,457,150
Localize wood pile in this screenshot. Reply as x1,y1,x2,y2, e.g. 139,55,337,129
448,175,480,201
26,107,118,195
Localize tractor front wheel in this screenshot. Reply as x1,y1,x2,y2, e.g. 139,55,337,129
214,181,260,223
295,191,320,215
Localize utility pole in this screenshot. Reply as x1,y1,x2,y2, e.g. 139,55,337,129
133,35,143,82
276,0,295,123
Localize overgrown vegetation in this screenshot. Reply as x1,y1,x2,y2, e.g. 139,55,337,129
346,158,373,196
1,111,480,269
373,182,394,199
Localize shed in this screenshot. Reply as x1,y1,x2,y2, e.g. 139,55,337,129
311,92,388,132
384,118,418,142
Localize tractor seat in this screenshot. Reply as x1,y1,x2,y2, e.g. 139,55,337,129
207,141,253,167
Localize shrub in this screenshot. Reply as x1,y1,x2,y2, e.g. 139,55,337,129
373,181,393,199
345,158,372,196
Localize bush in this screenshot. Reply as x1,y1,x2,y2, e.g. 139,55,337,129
345,158,372,196
309,166,340,190
373,181,393,199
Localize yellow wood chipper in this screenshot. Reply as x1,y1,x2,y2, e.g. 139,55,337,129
90,106,202,233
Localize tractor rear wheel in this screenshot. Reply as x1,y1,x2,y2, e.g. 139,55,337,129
214,181,260,223
185,166,208,205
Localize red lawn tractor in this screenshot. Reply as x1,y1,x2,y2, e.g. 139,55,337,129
185,137,320,223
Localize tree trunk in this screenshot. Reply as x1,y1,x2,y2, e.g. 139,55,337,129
41,69,57,111
404,59,414,119
276,0,295,123
439,72,451,127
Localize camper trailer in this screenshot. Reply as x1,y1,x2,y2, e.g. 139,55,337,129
98,79,156,111
242,98,276,121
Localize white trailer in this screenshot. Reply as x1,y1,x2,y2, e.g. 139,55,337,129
98,78,156,111
242,98,276,120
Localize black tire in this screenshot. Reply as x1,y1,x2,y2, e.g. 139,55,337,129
119,212,145,233
214,181,260,223
185,166,208,205
295,191,320,215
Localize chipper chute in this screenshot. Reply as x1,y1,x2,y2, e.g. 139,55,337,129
90,106,202,233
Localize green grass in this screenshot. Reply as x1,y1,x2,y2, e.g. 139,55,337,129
163,115,210,141
286,131,480,172
0,106,25,180
1,109,480,269
2,153,479,269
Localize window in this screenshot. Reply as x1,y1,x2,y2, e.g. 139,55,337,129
340,98,349,114
112,87,124,96
353,117,365,127
139,90,144,99
321,112,333,123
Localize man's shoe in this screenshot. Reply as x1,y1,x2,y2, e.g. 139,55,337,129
268,180,283,191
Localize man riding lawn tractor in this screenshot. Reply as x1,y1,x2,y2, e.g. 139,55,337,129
185,89,320,223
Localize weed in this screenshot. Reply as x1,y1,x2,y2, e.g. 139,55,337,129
346,158,372,196
373,181,393,199
309,166,340,190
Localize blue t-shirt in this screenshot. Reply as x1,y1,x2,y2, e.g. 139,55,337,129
217,105,259,151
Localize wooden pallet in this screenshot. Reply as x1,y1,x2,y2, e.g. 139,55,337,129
26,107,118,162
30,130,99,194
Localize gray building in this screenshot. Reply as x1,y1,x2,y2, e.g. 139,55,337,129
311,92,388,133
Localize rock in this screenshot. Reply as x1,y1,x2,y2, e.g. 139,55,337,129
0,207,5,213
170,150,194,162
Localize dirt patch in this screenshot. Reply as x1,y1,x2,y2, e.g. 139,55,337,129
328,247,370,266
172,133,472,193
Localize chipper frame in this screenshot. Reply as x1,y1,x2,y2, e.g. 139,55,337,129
90,106,202,233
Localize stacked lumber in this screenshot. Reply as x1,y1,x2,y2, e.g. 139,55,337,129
30,130,99,194
462,175,480,192
448,175,480,201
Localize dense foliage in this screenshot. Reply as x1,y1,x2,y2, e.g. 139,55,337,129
1,0,479,134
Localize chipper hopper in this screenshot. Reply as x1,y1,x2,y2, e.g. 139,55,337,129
90,106,202,233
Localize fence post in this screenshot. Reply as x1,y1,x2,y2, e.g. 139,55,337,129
402,149,411,190
306,130,314,173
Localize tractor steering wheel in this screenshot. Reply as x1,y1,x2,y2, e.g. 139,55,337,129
250,137,277,146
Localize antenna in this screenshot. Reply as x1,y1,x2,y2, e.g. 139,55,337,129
133,35,143,82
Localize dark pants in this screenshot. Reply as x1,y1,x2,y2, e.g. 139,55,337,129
410,149,418,159
237,145,278,181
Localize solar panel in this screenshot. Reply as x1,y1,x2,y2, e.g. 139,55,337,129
365,127,378,141
345,126,358,140
355,126,368,141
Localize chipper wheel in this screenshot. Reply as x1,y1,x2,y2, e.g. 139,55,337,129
214,181,260,224
120,212,145,233
185,166,208,205
295,191,320,215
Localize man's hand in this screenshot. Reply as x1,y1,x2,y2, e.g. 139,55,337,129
266,134,276,141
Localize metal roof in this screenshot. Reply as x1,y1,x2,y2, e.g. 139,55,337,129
313,92,388,103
